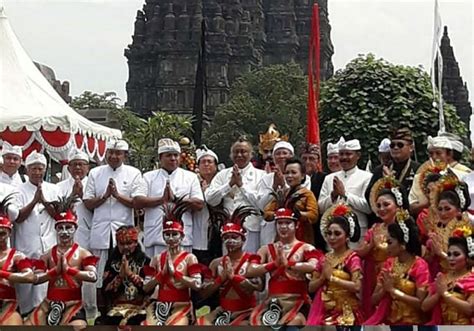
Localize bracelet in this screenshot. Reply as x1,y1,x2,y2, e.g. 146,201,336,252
47,268,58,278
0,270,11,279
443,291,453,298
264,262,277,272
393,289,406,298
66,267,80,277
214,276,223,286
329,275,338,283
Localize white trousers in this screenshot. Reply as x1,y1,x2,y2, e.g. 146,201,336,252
16,282,47,314
260,222,276,246
243,231,260,253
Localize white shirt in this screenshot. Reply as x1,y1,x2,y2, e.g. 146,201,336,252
193,203,210,251
84,164,142,250
0,182,19,221
57,176,92,249
134,167,203,248
15,181,60,258
256,172,312,211
319,167,372,229
0,171,26,187
205,163,265,232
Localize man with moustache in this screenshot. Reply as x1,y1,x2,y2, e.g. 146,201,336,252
205,138,265,253
83,140,142,296
56,149,97,321
133,138,203,258
15,151,60,314
0,142,26,187
319,139,372,239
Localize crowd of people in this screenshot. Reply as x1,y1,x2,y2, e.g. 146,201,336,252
0,125,473,328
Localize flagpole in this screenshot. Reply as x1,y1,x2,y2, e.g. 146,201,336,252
431,0,445,133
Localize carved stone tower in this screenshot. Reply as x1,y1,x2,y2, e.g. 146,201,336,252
125,0,334,117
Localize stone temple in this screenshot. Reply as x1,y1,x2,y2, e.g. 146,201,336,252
125,0,334,117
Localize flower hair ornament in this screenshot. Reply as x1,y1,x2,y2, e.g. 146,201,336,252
452,226,474,258
369,175,402,213
395,209,410,244
320,203,356,239
431,170,467,210
417,160,447,197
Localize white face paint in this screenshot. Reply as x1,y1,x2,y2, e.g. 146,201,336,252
56,224,76,242
276,219,296,239
223,234,244,252
163,231,183,248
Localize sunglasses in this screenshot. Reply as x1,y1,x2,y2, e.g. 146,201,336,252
390,142,406,149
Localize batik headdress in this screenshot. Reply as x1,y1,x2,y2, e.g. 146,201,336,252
48,195,79,227
161,196,190,234
0,193,15,230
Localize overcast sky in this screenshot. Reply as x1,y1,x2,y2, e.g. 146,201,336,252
2,0,473,123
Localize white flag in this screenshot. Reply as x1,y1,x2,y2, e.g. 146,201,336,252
430,0,445,133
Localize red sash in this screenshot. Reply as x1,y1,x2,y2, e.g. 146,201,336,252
219,253,256,312
0,249,16,300
49,244,80,290
267,242,308,297
157,251,191,302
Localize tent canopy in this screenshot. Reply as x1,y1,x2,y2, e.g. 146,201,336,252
0,5,121,162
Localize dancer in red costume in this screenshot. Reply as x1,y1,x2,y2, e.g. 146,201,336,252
247,207,319,326
0,194,35,325
142,197,202,325
197,207,263,325
25,196,99,327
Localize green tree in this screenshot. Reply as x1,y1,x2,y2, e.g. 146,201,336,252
70,91,122,110
320,54,467,163
205,63,308,165
113,108,193,171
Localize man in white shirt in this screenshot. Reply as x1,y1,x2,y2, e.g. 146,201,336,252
83,139,142,289
192,146,219,265
257,141,311,245
205,138,265,253
0,142,26,187
56,149,97,320
319,139,372,240
15,151,60,314
133,138,204,258
326,138,344,173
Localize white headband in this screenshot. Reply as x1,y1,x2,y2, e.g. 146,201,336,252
25,151,47,167
272,141,294,156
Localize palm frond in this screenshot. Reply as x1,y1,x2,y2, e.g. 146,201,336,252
0,193,16,216
47,195,79,215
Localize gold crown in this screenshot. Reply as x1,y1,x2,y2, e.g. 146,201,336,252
258,124,289,154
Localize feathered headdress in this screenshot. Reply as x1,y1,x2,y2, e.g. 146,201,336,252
270,186,301,221
0,193,16,230
221,206,259,237
161,196,190,233
48,195,79,227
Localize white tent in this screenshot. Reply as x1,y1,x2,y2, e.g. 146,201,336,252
0,4,121,162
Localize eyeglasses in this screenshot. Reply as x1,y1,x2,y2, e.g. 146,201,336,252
390,142,406,149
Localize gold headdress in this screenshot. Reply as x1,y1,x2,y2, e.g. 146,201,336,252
258,124,289,155
416,160,447,198
369,176,402,214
